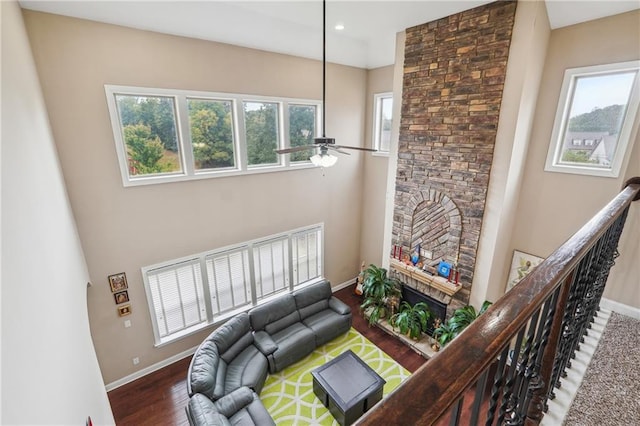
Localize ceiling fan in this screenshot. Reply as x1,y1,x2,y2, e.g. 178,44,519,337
275,0,377,167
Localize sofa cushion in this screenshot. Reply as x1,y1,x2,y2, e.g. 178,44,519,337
302,309,352,346
189,339,222,399
187,393,231,426
213,387,255,418
224,345,269,395
229,394,275,426
249,295,299,335
269,322,316,372
293,280,333,319
253,331,277,356
212,313,253,362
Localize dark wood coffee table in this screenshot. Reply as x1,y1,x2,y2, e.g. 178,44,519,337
311,350,386,426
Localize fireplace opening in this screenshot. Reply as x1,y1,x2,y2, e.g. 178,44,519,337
400,284,447,336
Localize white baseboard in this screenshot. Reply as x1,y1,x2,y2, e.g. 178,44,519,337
105,345,198,392
600,298,640,319
332,277,357,292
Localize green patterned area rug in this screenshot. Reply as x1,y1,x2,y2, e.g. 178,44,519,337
259,328,410,425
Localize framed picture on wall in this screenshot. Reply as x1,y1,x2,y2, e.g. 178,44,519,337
117,304,132,317
113,290,129,305
506,250,544,292
108,272,128,292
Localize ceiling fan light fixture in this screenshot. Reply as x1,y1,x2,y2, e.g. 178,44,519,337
310,152,338,168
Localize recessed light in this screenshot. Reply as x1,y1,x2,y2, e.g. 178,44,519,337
334,22,345,31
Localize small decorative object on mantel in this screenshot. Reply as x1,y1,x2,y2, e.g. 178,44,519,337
108,272,128,293
438,261,452,279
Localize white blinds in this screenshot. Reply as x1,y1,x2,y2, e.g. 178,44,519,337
206,248,251,315
253,237,289,299
143,224,324,345
292,228,322,286
147,259,206,338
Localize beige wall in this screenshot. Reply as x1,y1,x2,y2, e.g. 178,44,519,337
2,2,113,423
359,65,393,267
23,10,367,384
511,10,640,307
471,0,551,307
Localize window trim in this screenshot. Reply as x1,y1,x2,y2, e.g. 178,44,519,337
372,92,393,156
544,61,640,178
105,85,322,187
141,223,325,347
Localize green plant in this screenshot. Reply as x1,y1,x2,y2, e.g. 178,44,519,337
433,301,492,347
361,264,400,301
390,301,432,339
361,297,387,326
360,264,401,326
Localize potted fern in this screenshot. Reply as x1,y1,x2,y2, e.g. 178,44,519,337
360,264,401,326
390,301,432,339
433,301,492,347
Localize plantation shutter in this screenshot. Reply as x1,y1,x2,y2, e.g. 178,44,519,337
253,237,289,299
146,259,206,338
292,227,322,286
205,248,252,315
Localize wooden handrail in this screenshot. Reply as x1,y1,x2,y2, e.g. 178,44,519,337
358,179,640,425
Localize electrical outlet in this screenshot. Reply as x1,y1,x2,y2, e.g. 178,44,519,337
421,249,433,259
124,320,131,328
133,357,140,365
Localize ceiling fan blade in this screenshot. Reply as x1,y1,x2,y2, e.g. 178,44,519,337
275,145,316,154
327,146,351,155
333,145,378,152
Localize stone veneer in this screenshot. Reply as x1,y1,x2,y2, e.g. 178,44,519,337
392,1,517,304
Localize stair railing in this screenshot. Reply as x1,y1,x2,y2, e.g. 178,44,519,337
357,178,640,426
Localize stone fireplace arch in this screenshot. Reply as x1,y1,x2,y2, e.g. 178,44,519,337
406,189,461,264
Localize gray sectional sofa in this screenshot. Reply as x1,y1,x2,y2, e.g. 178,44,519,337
186,280,352,425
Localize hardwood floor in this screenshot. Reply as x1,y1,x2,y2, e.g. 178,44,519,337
108,284,428,425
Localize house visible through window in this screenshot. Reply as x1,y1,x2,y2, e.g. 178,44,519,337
373,92,393,154
142,224,324,346
105,85,321,186
545,61,640,178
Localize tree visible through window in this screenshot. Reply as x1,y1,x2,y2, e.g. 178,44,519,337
545,61,640,178
289,104,316,162
115,95,182,176
188,98,235,170
244,101,279,167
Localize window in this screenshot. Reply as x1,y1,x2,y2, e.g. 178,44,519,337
289,104,317,163
187,98,236,171
545,61,640,178
244,101,280,167
105,85,321,186
114,94,183,177
142,224,324,346
372,93,393,154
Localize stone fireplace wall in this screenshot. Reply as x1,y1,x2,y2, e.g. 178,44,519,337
392,1,517,304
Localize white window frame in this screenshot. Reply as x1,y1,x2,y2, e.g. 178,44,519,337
142,223,325,346
105,85,322,186
372,92,393,156
544,61,640,178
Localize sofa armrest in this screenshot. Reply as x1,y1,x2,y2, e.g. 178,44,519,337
329,297,351,315
213,387,255,418
187,394,231,426
253,331,278,356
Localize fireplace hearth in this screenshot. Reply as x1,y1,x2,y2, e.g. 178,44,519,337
401,284,447,336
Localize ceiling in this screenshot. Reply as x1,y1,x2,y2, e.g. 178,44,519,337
20,1,640,69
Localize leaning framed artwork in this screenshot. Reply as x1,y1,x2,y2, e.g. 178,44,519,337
506,250,545,292
108,272,128,293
